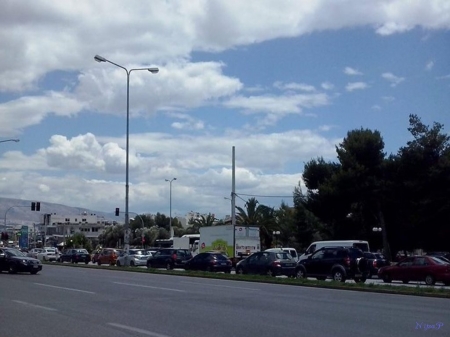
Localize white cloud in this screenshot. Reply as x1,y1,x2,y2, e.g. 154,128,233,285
381,72,405,87
425,61,434,70
344,67,363,76
436,74,450,80
168,112,205,130
345,82,369,92
274,81,316,92
372,105,382,111
1,1,449,92
321,82,335,90
382,96,395,102
224,93,330,125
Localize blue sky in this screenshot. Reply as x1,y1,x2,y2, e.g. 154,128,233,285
0,0,449,219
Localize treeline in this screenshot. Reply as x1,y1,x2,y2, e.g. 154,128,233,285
298,114,450,259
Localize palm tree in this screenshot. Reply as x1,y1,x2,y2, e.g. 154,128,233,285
236,198,276,249
187,213,217,233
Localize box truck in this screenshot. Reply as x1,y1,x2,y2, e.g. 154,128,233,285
199,225,260,267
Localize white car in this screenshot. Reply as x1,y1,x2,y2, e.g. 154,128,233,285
116,249,151,267
37,247,59,262
27,248,44,259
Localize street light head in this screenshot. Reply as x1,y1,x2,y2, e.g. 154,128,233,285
147,67,159,74
173,177,177,181
94,55,107,62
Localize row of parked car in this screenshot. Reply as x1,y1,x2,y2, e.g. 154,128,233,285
23,245,450,286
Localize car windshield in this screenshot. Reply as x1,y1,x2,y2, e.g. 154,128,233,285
6,249,26,257
76,249,88,253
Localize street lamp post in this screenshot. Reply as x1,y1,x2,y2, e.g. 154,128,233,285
165,178,176,238
94,55,158,257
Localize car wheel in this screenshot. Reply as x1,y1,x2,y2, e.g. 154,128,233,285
402,280,409,284
116,260,121,267
236,267,244,275
8,266,17,274
166,262,173,270
130,261,135,267
84,261,89,265
30,270,38,275
332,269,346,282
382,274,392,283
296,268,306,279
425,274,435,286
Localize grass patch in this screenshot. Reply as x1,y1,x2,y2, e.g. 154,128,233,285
43,262,450,299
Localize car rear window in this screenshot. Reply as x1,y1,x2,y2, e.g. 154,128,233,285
213,254,228,260
77,249,88,253
275,252,291,260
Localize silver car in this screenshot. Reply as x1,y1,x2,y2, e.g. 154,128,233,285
116,249,151,267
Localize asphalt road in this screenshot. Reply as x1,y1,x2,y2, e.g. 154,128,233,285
0,265,448,337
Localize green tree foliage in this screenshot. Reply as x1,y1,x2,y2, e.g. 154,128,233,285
236,197,276,249
301,114,449,257
65,233,92,252
386,115,450,252
302,128,392,258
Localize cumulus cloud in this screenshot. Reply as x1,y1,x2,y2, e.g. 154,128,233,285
382,72,405,87
346,82,369,92
1,1,449,92
0,92,85,136
344,67,363,75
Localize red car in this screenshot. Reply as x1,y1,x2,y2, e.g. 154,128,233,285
378,256,450,286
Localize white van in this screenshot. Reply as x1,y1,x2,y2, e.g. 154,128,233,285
265,248,299,261
298,240,370,261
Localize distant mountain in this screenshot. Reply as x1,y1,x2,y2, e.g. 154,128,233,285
0,197,120,227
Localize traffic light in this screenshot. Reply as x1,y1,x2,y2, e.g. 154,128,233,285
115,208,120,216
31,202,36,211
36,202,40,211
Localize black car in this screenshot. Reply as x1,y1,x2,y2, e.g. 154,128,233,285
147,248,192,270
235,251,296,277
0,247,42,274
296,247,369,282
184,252,232,273
58,248,91,264
363,252,391,278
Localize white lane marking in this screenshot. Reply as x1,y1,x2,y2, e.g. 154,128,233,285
113,281,186,292
181,281,259,291
13,300,57,311
108,323,172,337
34,283,95,294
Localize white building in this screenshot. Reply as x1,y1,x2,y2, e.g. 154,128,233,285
42,211,117,244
